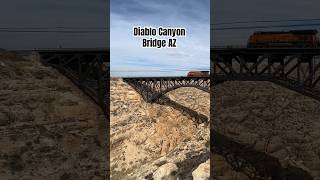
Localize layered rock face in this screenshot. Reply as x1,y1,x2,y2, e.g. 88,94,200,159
0,52,107,179
212,81,320,179
110,79,210,179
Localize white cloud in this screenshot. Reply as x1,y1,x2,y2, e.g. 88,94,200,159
111,0,210,77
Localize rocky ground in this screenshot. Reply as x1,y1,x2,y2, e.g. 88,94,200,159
0,51,108,179
212,81,320,180
110,79,210,179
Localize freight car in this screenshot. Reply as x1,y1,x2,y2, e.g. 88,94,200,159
247,30,320,48
187,71,209,77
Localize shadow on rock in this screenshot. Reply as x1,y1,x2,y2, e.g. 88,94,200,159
212,130,313,180
176,151,209,179
156,96,208,124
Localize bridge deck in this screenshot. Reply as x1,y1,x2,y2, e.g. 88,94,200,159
211,48,320,55
123,76,209,80
12,48,109,54
35,48,109,54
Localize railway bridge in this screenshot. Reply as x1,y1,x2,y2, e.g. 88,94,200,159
211,47,320,101
35,48,109,116
123,76,210,102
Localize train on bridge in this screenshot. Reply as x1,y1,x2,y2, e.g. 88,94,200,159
247,29,320,48
187,71,209,77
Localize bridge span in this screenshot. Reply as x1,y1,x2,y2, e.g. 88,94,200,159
125,47,320,104
35,48,109,115
211,47,320,101
123,76,210,102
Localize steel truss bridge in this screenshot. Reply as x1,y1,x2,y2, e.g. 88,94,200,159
36,48,109,116
211,48,320,100
123,76,210,102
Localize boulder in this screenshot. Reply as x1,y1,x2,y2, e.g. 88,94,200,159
192,160,210,180
153,163,178,180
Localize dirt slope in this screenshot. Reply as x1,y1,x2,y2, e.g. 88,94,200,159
0,52,107,179
110,79,210,179
212,81,320,179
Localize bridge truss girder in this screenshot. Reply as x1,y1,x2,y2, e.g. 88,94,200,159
38,50,109,116
211,49,320,101
123,77,210,102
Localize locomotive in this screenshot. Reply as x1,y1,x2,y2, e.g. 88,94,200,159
247,30,320,48
187,71,209,77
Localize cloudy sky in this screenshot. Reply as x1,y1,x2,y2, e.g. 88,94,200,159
0,0,108,50
212,0,320,46
111,0,210,77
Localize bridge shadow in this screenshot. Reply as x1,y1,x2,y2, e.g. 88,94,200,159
153,94,312,179
212,130,313,180
156,96,209,124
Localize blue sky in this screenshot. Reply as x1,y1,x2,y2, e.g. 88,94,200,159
211,0,320,47
110,0,210,77
0,0,108,50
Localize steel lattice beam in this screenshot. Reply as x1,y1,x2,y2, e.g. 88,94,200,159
123,77,210,102
37,49,109,116
211,48,320,101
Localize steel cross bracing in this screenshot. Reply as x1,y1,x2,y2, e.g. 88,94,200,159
123,77,210,102
37,49,109,116
211,48,320,101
